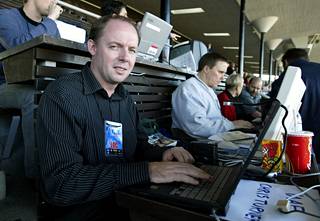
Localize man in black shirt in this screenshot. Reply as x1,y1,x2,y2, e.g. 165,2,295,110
37,15,209,221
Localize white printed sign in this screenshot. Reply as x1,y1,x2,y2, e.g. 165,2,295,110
220,179,320,221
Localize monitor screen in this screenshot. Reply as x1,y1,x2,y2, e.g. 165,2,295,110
169,40,208,72
137,12,172,61
264,66,306,140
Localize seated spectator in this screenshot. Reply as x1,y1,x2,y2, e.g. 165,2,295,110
218,73,244,121
171,52,252,139
101,0,128,17
243,72,253,86
237,76,263,121
0,0,63,177
226,61,237,75
36,16,210,220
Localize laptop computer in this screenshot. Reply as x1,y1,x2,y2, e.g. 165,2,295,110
123,100,281,216
137,12,173,61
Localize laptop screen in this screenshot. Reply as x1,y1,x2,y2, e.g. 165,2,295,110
137,12,173,61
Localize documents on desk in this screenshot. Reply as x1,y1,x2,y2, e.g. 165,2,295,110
208,131,256,150
220,179,320,221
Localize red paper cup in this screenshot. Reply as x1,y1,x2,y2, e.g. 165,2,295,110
285,131,313,174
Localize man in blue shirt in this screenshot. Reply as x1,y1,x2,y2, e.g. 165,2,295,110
0,0,62,177
237,76,263,121
171,52,253,139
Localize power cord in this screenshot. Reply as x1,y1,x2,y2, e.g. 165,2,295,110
290,172,320,202
277,184,320,218
262,104,288,177
222,99,289,180
277,173,320,218
278,209,320,218
210,209,221,221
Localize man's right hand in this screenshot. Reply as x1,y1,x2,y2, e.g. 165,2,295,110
148,162,210,185
48,1,63,20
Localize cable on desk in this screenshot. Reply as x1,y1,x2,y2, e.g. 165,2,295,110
262,103,288,178
278,208,320,218
289,172,320,202
277,179,320,218
287,184,320,200
210,209,221,221
225,99,288,178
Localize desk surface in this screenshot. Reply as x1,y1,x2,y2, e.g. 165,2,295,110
0,35,192,76
116,156,319,221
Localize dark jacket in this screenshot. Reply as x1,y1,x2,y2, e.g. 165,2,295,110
37,63,164,207
270,59,320,161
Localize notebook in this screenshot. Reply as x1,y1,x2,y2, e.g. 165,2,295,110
137,12,172,61
124,100,281,216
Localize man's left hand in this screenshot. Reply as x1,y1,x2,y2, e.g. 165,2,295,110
162,146,194,163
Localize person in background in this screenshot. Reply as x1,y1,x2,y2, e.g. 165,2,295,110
37,15,210,220
218,73,244,121
243,72,253,86
0,0,63,177
270,48,320,162
171,52,252,139
269,48,309,98
226,61,237,75
237,76,263,121
101,0,128,17
101,0,181,41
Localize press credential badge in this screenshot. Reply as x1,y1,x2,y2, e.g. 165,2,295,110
105,120,123,156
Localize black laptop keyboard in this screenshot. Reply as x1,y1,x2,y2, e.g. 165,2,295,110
169,165,234,202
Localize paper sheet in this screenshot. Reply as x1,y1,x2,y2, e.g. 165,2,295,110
220,179,320,221
209,131,256,150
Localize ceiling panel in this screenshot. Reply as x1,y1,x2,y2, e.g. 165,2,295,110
64,0,320,76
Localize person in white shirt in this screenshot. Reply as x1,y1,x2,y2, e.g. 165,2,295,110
172,52,252,138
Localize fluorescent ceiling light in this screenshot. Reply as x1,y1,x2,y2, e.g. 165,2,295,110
245,61,260,64
236,55,253,58
203,33,230,37
171,8,204,15
223,46,239,50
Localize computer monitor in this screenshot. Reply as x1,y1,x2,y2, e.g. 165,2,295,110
264,66,306,140
137,12,173,61
169,40,208,72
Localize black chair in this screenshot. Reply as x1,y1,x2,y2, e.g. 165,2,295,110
0,108,21,200
0,108,21,161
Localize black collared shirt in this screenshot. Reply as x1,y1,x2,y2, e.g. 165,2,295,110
37,63,164,206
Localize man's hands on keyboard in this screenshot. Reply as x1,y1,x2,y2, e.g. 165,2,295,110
149,162,211,185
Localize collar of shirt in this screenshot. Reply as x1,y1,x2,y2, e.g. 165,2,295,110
81,62,127,100
225,90,237,99
195,73,213,90
18,7,42,26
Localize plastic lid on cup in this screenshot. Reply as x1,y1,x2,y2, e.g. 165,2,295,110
287,131,314,137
